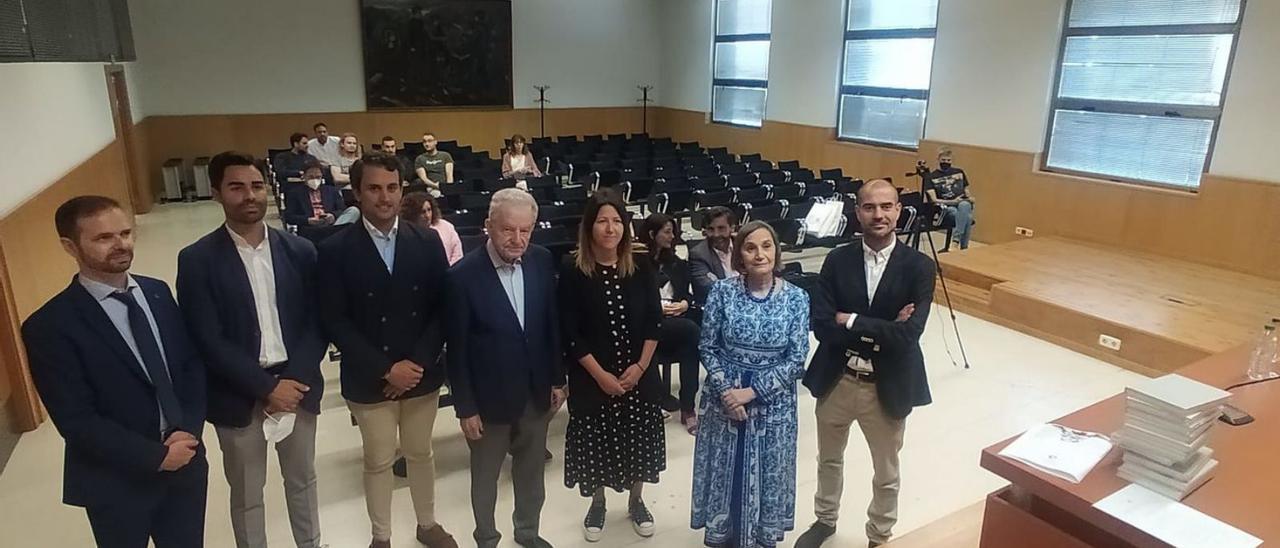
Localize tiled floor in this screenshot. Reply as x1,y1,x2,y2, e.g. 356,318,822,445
0,202,1146,547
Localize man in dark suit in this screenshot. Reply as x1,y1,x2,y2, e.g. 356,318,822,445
177,151,327,548
21,195,208,548
796,179,936,548
688,205,739,305
446,189,566,548
282,159,345,231
274,133,311,186
317,152,457,548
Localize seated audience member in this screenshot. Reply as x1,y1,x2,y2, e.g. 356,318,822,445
638,213,701,434
284,160,345,230
401,191,464,265
274,133,311,185
307,122,343,168
381,136,413,184
501,134,543,182
925,148,976,251
414,132,454,191
331,133,363,190
688,206,739,306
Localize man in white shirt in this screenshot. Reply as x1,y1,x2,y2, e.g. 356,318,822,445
177,151,329,548
798,179,936,548
689,206,740,305
307,122,343,168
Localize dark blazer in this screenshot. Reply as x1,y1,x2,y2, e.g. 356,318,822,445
803,242,935,419
688,240,728,306
318,221,449,404
446,244,565,424
176,226,327,427
282,183,344,227
21,276,207,508
558,256,664,414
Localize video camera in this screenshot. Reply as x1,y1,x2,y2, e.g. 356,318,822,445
906,160,932,179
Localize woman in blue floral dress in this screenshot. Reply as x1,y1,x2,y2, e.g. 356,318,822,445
691,221,810,547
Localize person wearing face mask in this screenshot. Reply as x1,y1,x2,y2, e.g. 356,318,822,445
924,148,976,251
688,206,739,306
691,221,810,548
795,180,935,548
283,161,344,234
558,189,667,543
176,152,328,548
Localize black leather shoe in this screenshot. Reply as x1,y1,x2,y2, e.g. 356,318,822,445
794,521,837,548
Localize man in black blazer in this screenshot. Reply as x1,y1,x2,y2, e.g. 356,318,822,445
21,195,207,548
688,205,739,305
446,188,566,548
282,160,345,231
177,152,327,548
317,153,457,548
797,180,935,548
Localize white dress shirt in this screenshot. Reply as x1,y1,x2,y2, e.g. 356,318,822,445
307,136,343,166
228,224,290,366
714,243,740,279
486,241,525,329
846,238,896,372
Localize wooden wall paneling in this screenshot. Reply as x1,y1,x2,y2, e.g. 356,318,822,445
0,239,43,433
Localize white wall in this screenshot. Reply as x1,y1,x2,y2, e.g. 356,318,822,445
926,0,1063,152
1208,0,1280,182
0,63,124,216
127,0,662,115
657,0,713,113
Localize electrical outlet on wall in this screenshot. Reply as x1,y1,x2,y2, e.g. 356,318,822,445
1099,334,1122,351
1015,226,1035,237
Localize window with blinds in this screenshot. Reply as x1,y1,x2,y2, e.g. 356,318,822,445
0,0,134,63
712,0,772,128
1043,0,1245,190
836,0,938,149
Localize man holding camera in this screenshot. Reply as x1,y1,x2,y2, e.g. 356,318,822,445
924,149,976,251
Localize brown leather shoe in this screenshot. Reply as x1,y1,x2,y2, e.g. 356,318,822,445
369,539,390,548
417,524,458,548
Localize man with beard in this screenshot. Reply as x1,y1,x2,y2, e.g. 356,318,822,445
318,152,456,548
796,180,935,548
21,196,208,547
688,206,739,306
176,152,328,548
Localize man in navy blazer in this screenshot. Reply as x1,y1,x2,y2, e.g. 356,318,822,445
282,160,344,231
446,189,566,548
318,153,457,548
21,195,208,548
176,152,327,548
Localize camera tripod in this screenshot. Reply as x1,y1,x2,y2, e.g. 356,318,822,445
906,161,972,370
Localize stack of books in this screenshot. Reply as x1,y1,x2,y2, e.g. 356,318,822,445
1115,374,1231,500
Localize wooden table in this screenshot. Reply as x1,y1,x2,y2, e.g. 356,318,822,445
978,346,1278,547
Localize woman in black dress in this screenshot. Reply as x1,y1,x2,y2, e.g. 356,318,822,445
638,212,702,434
559,189,667,543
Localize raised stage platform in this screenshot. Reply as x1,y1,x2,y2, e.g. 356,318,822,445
936,237,1280,376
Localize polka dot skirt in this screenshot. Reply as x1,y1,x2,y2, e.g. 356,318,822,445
564,265,668,497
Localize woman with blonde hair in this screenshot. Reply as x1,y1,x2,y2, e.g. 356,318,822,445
331,132,363,189
557,189,666,542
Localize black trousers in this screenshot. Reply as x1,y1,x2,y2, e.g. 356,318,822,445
657,315,701,412
85,458,209,548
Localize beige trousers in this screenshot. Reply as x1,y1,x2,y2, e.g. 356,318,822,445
347,390,441,541
814,374,907,544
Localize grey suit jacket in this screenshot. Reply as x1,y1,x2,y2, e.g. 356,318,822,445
688,240,727,306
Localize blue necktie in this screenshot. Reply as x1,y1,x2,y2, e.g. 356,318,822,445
110,291,184,430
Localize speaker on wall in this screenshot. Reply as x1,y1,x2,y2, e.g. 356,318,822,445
361,0,513,109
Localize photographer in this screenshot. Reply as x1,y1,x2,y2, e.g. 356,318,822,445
924,148,976,251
